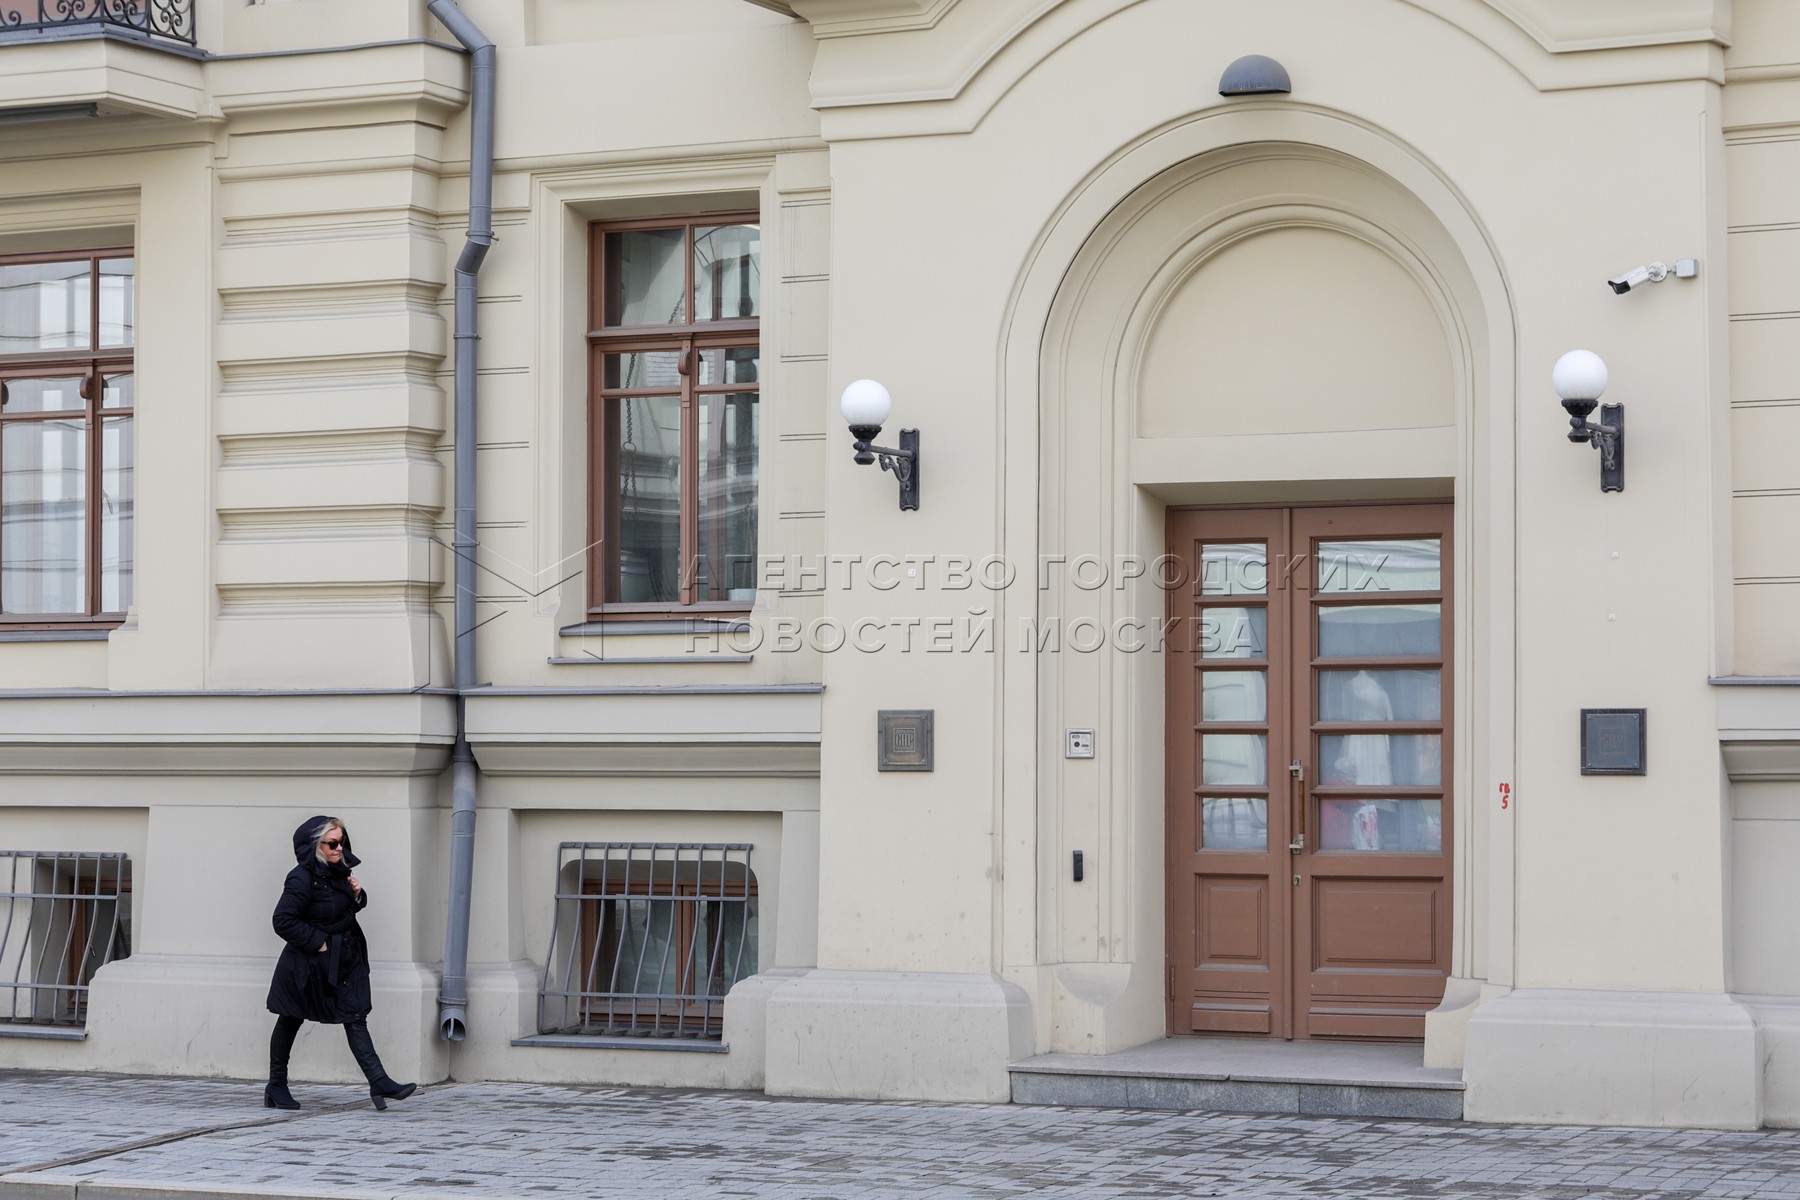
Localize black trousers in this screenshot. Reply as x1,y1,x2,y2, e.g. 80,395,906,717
269,1014,387,1085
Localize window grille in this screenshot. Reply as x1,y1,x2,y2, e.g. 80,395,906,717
540,843,755,1041
0,851,131,1028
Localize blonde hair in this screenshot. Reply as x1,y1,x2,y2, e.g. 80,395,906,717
312,819,346,864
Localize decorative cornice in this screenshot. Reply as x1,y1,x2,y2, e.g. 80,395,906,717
1715,678,1800,781
799,0,1730,143
0,690,456,775
1473,0,1729,53
787,0,957,39
207,41,468,120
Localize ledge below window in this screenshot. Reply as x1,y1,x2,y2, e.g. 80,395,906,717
0,1024,87,1041
553,617,753,665
559,619,751,637
511,1034,728,1054
0,627,113,643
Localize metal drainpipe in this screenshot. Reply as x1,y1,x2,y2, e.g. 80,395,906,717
427,0,494,1044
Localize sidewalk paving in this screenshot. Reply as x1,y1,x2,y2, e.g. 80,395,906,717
4,1070,1800,1200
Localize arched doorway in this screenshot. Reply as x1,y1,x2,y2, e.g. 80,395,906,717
1002,121,1515,1060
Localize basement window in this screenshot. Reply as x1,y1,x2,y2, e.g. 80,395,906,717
539,842,756,1042
0,850,131,1030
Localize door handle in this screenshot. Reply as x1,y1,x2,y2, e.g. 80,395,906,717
1289,758,1307,855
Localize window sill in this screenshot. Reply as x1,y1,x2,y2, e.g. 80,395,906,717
0,627,114,643
548,656,753,666
0,1024,87,1041
554,617,753,665
510,1034,728,1054
560,619,751,637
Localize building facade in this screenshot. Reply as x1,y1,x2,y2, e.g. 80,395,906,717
1,0,1798,1131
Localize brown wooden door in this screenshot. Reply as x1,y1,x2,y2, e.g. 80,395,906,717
1166,503,1452,1040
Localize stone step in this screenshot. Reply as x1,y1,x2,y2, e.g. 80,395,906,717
1009,1037,1465,1120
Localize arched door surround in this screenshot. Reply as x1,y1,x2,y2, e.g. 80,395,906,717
995,109,1518,1064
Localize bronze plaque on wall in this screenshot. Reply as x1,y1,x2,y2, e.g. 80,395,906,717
878,710,934,771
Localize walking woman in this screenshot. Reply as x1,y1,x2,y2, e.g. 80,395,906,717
264,815,417,1111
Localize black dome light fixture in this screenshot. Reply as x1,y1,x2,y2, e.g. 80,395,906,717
1218,54,1292,97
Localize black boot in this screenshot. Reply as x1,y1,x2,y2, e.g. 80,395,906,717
264,1016,302,1110
344,1018,416,1111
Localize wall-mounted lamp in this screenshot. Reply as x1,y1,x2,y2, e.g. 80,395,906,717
840,379,920,511
1552,349,1624,493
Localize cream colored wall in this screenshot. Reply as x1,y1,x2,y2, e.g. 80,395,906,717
1028,139,1488,1058
5,0,1796,1125
0,0,824,1088
793,0,1743,1118
1725,1,1800,676
1137,225,1455,439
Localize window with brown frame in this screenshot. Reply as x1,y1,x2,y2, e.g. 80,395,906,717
0,249,135,626
587,215,759,616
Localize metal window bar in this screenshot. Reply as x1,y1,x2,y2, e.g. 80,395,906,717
0,1,196,46
0,851,130,1028
541,842,754,1040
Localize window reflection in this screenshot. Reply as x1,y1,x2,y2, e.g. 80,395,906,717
609,395,682,603
1200,543,1266,595
1317,538,1440,593
1202,798,1267,850
1202,734,1267,786
1201,671,1267,723
1199,607,1267,658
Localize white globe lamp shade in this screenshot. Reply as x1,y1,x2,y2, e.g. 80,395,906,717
840,379,893,429
1551,350,1609,403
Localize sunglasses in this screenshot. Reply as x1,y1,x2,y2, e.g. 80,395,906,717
321,839,345,850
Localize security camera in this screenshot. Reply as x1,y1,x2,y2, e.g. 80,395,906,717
1608,262,1668,294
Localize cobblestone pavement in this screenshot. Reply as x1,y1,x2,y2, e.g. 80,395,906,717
5,1071,1800,1199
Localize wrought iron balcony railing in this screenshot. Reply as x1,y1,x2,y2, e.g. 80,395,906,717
0,1,195,48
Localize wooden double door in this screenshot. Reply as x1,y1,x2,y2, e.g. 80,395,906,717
1165,503,1452,1040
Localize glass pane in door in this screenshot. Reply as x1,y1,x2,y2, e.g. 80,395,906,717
1317,799,1442,853
1317,604,1440,657
1202,735,1267,785
1318,669,1441,722
1200,671,1267,722
1319,733,1442,787
1200,543,1267,594
1201,798,1268,850
1200,607,1267,658
1317,538,1440,593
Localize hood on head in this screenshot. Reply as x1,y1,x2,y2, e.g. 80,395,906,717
292,815,355,866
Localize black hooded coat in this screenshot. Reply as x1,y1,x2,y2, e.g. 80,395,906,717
266,816,373,1024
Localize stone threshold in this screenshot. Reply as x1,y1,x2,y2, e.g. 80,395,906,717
1010,1037,1464,1120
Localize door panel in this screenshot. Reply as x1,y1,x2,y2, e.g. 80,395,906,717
1311,879,1439,964
1167,508,1291,1036
1166,503,1452,1041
